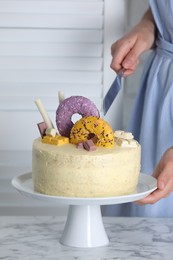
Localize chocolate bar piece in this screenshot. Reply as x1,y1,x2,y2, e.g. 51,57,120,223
83,139,96,151
37,122,47,138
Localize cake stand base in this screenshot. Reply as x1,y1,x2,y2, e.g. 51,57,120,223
11,172,157,248
60,205,109,248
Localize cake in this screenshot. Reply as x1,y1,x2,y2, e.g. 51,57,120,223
32,96,141,197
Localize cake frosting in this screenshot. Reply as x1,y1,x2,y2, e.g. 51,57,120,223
32,137,141,197
32,95,141,198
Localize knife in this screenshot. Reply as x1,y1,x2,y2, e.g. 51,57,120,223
103,68,125,116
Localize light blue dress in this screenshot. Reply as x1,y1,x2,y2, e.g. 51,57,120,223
103,0,173,217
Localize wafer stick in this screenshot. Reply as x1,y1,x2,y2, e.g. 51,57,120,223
58,91,65,104
35,99,53,129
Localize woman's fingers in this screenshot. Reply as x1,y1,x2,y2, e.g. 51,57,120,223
135,188,168,206
157,161,173,192
110,38,134,72
135,159,173,205
111,41,143,75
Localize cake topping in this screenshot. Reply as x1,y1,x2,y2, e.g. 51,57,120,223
35,99,54,129
114,130,134,140
37,122,47,138
83,139,96,151
76,139,96,152
114,130,137,147
35,95,138,149
45,128,57,137
58,91,65,104
35,98,58,139
70,116,114,148
42,135,69,146
56,96,100,137
77,142,84,149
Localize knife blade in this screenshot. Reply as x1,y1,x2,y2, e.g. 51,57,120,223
103,68,125,116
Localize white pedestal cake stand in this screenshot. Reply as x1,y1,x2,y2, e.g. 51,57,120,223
12,172,157,248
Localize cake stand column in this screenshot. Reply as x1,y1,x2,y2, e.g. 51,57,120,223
60,205,109,248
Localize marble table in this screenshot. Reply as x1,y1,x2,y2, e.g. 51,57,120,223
1,216,173,260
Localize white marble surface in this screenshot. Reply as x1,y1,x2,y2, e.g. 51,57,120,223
1,216,173,260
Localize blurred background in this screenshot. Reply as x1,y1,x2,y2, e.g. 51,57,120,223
0,0,148,216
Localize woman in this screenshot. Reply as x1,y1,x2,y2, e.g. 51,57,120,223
104,0,173,217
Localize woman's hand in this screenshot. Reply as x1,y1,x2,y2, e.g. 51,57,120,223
136,147,173,205
111,9,156,76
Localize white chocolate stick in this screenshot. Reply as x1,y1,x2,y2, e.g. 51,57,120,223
35,99,54,129
58,91,65,104
45,127,56,137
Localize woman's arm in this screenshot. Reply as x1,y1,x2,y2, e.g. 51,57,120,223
111,8,156,76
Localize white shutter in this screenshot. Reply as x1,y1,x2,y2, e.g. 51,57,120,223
0,0,126,215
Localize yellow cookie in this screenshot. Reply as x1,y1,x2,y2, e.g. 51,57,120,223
70,116,114,148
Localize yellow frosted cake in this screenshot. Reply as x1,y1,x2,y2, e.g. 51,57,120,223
32,96,141,197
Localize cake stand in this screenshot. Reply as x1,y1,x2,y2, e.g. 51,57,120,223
12,172,157,248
